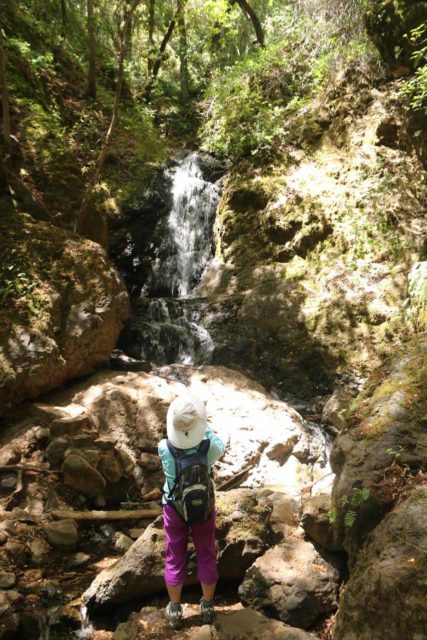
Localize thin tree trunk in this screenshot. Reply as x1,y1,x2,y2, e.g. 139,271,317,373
147,0,155,75
144,11,177,103
232,0,265,47
0,29,11,156
60,0,67,39
75,1,141,234
87,0,96,99
177,0,189,104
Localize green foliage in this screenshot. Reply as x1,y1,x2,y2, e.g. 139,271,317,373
400,22,427,115
404,261,427,330
0,249,43,317
199,2,378,158
327,507,337,524
340,487,372,528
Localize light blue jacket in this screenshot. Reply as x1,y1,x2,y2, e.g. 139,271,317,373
158,428,225,504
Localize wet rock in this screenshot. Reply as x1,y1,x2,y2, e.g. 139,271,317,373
83,489,271,612
322,389,353,431
46,437,69,468
50,413,95,438
109,350,152,373
0,573,16,589
301,494,339,551
239,530,339,629
334,487,427,640
44,519,78,550
62,453,106,497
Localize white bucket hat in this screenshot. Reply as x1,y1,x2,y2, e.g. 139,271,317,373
167,393,207,449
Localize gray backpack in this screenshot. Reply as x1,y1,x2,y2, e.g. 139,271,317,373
166,439,214,525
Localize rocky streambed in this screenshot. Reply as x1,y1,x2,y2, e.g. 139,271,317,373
0,333,425,640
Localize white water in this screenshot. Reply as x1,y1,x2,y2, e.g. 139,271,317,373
158,152,220,298
127,152,220,365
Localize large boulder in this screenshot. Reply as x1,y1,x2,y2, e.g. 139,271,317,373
334,487,427,640
0,212,130,416
39,364,332,496
330,336,427,563
83,489,272,612
238,528,340,629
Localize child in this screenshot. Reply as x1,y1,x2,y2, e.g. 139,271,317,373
158,393,225,629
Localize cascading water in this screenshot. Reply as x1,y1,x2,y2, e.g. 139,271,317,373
116,151,222,365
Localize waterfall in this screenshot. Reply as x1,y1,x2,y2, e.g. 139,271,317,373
117,151,222,365
165,153,219,297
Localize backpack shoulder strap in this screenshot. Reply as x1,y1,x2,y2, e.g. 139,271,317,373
166,439,185,459
198,439,211,455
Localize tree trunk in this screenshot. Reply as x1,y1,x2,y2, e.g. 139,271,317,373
75,0,141,234
87,0,96,99
144,11,177,103
232,0,265,47
60,0,67,38
177,0,189,104
0,29,11,156
147,0,155,75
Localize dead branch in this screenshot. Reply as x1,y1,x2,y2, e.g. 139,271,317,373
50,508,161,521
217,463,255,491
4,469,24,511
0,465,60,474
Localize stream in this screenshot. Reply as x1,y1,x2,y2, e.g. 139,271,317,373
116,151,221,365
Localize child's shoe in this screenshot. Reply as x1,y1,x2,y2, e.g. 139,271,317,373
200,598,215,624
165,602,183,629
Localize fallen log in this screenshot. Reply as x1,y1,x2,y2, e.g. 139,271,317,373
0,465,60,474
50,508,161,521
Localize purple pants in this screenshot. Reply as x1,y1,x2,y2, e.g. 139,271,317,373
163,504,218,587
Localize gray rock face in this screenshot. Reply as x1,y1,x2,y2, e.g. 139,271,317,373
330,336,427,563
44,519,79,550
322,389,353,431
0,213,130,416
334,487,427,640
301,494,339,551
45,365,332,498
239,530,340,629
83,489,271,612
62,453,106,497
